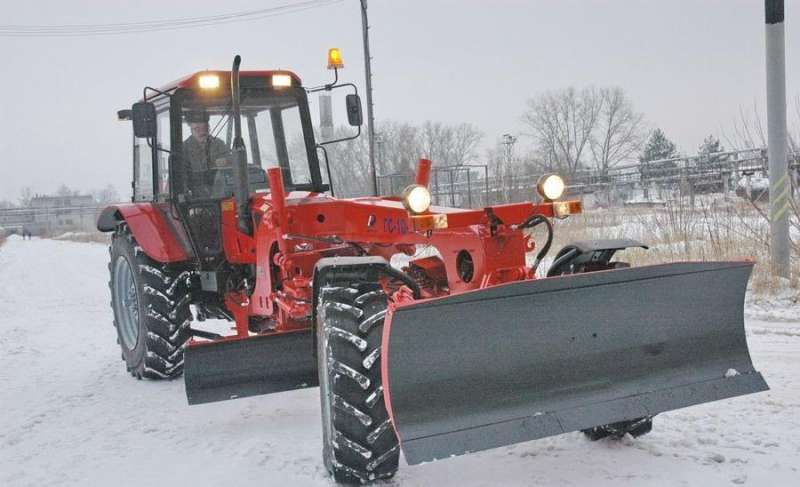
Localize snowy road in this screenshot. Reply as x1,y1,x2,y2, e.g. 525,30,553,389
1,236,798,486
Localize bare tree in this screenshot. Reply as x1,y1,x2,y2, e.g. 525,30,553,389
724,99,800,155
318,126,370,198
376,120,421,176
19,187,33,207
521,87,602,178
590,87,645,175
418,121,483,167
723,102,768,150
720,98,800,264
55,184,80,197
522,86,645,178
315,119,483,198
92,184,120,204
486,139,532,204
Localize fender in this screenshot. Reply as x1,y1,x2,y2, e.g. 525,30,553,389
97,203,190,263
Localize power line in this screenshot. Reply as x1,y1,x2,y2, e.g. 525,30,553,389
0,0,343,37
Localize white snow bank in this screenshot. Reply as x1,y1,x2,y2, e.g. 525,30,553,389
624,195,666,206
1,237,799,486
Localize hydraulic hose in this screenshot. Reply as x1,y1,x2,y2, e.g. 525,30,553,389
517,214,553,273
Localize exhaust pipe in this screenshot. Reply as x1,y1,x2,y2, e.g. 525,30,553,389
230,55,251,234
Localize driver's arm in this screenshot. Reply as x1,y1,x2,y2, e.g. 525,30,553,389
209,137,231,167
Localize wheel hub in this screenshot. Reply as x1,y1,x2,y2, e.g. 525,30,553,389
113,256,140,350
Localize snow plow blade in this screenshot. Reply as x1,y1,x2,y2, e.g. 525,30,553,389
383,261,767,464
184,329,317,405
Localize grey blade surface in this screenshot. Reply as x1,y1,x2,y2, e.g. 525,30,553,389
384,261,767,465
184,330,318,405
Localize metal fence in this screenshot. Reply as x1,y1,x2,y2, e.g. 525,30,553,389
378,165,490,208
378,148,800,209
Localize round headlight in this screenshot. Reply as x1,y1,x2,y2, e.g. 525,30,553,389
537,174,565,200
402,184,432,214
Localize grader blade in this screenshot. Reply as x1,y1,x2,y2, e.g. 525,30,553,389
382,261,767,465
184,329,318,405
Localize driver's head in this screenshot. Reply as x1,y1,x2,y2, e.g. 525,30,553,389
186,110,210,142
189,122,209,143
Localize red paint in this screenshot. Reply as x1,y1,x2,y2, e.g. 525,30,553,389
415,158,431,187
381,305,400,441
225,293,251,338
98,203,189,262
103,157,587,410
220,199,256,264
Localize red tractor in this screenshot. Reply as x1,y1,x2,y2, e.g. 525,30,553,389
100,54,766,483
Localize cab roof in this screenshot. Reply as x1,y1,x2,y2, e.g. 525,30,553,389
156,70,303,94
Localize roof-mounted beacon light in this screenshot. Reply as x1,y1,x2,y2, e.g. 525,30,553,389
327,48,344,70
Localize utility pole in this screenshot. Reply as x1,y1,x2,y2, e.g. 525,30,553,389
360,0,378,196
501,134,517,203
318,94,333,141
765,0,790,278
501,134,517,164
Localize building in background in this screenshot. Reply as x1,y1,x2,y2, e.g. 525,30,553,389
0,194,101,236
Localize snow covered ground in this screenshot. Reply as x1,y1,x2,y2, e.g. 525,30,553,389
1,235,798,486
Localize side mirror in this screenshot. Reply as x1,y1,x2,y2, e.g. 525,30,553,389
131,102,157,138
345,94,363,127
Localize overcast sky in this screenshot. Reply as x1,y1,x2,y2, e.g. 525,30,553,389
0,0,796,200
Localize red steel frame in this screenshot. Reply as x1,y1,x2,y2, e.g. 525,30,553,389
211,160,581,341
104,158,580,345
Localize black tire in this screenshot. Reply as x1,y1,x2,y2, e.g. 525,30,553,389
109,222,192,379
548,252,654,442
316,281,400,484
582,417,653,441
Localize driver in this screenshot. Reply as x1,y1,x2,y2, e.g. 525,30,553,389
183,111,229,172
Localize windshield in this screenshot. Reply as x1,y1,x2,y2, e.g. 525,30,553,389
179,90,312,199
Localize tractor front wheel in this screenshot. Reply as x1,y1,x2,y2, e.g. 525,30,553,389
109,223,192,379
316,281,400,484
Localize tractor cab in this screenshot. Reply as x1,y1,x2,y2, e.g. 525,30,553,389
122,70,326,200
117,67,357,268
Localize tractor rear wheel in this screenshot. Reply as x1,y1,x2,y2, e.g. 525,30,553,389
109,223,192,379
316,281,400,484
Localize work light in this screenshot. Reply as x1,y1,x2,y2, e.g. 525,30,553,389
198,74,220,90
402,184,432,214
537,174,565,201
272,74,292,88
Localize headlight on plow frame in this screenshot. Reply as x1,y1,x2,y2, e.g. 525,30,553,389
537,174,565,201
402,184,432,214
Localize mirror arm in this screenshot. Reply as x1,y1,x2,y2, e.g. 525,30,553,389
318,124,361,147
311,82,363,146
306,67,343,93
316,144,335,197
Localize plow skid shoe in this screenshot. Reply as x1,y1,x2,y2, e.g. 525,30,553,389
383,261,768,464
184,329,318,405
